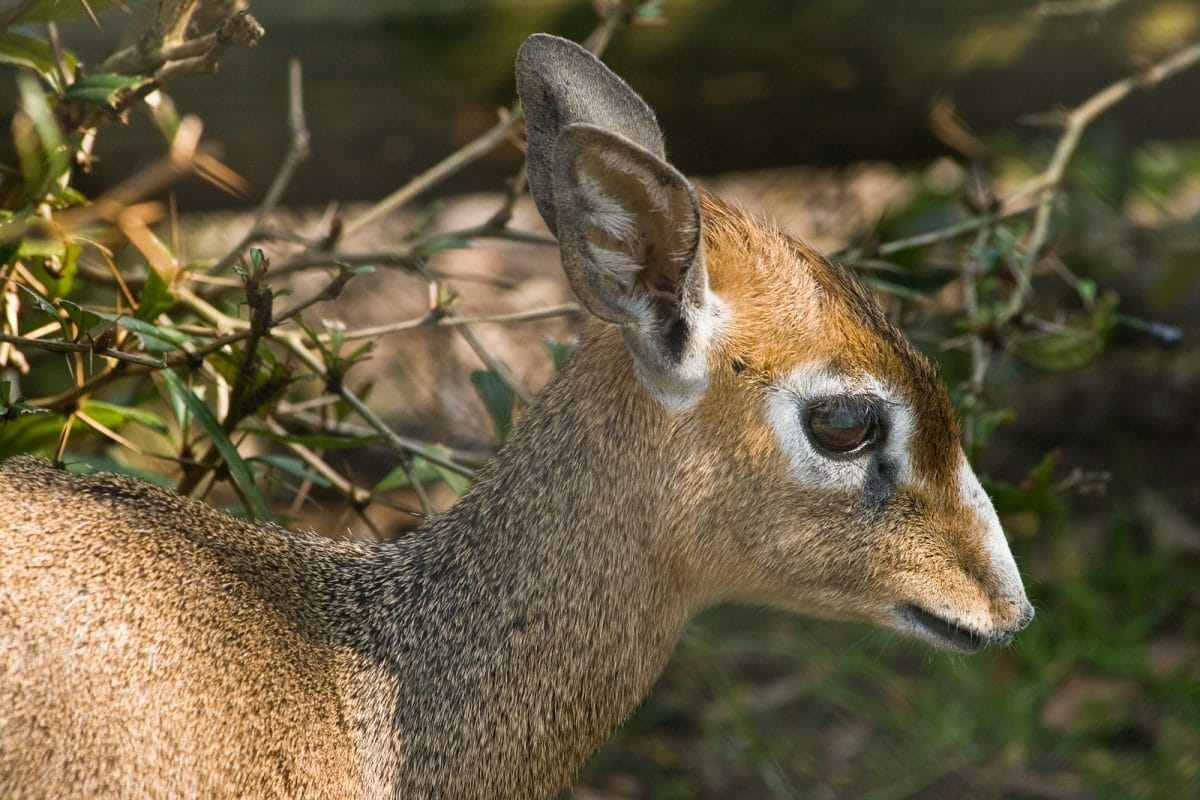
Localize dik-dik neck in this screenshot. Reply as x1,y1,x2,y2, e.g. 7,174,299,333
377,325,697,797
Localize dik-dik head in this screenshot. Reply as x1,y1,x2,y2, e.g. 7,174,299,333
517,35,1033,651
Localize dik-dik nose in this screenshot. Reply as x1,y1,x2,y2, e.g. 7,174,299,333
990,600,1036,647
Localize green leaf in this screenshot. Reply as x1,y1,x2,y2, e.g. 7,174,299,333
417,234,472,256
1075,278,1097,306
58,298,105,334
0,398,140,457
1018,327,1105,371
972,408,1014,450
431,462,472,497
146,88,181,141
12,113,45,194
63,73,150,106
373,460,444,493
1027,448,1061,487
63,456,176,487
17,232,68,258
26,241,79,298
636,1,665,19
14,282,72,339
372,465,409,494
83,400,169,435
1017,292,1118,372
377,448,475,497
543,337,572,371
135,267,175,321
861,275,931,301
91,311,195,352
985,451,1063,516
249,428,382,450
0,31,77,77
160,370,271,520
16,281,56,316
0,412,68,457
249,454,331,488
56,185,87,205
0,380,49,421
470,369,513,442
16,72,67,191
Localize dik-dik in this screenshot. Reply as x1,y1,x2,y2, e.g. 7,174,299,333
0,34,1033,799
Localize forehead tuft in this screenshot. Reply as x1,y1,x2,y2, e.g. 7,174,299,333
699,192,960,482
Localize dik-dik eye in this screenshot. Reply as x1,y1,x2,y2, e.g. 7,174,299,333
805,396,882,455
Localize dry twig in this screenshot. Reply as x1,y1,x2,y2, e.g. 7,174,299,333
999,40,1200,321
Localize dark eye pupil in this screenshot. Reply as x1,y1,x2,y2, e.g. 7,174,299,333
808,400,875,453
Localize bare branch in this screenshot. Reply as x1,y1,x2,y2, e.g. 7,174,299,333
321,303,582,345
275,331,477,481
451,308,533,405
97,7,263,76
342,0,639,239
261,416,381,511
833,204,1035,263
205,59,315,276
342,106,525,240
999,39,1200,321
2,116,204,245
0,332,167,369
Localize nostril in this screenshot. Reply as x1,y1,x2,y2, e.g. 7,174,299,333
991,602,1035,647
988,599,1036,642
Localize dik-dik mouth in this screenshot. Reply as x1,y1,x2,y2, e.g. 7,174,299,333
897,604,987,653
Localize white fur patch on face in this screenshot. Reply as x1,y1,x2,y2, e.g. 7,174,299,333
956,454,1026,599
765,361,914,492
627,287,726,414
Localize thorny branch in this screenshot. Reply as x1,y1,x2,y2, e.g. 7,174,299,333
999,39,1200,322
135,0,645,508
340,0,636,238
893,38,1200,462
11,0,646,523
59,7,265,135
838,41,1200,278
96,5,263,77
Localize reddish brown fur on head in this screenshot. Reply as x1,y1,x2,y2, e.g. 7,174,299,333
643,194,1032,650
699,194,959,484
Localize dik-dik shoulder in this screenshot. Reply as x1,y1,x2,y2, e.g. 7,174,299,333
0,456,382,798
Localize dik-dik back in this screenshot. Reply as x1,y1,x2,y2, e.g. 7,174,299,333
0,34,1032,799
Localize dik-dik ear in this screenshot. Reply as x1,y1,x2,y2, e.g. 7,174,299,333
516,33,666,235
516,34,718,409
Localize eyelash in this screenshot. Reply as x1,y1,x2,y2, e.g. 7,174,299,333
802,395,887,456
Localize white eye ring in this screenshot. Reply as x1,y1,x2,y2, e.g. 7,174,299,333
765,362,915,491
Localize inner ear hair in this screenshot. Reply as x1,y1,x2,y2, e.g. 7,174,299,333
551,124,702,340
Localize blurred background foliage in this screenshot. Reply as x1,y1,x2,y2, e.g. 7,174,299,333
1,1,1198,798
